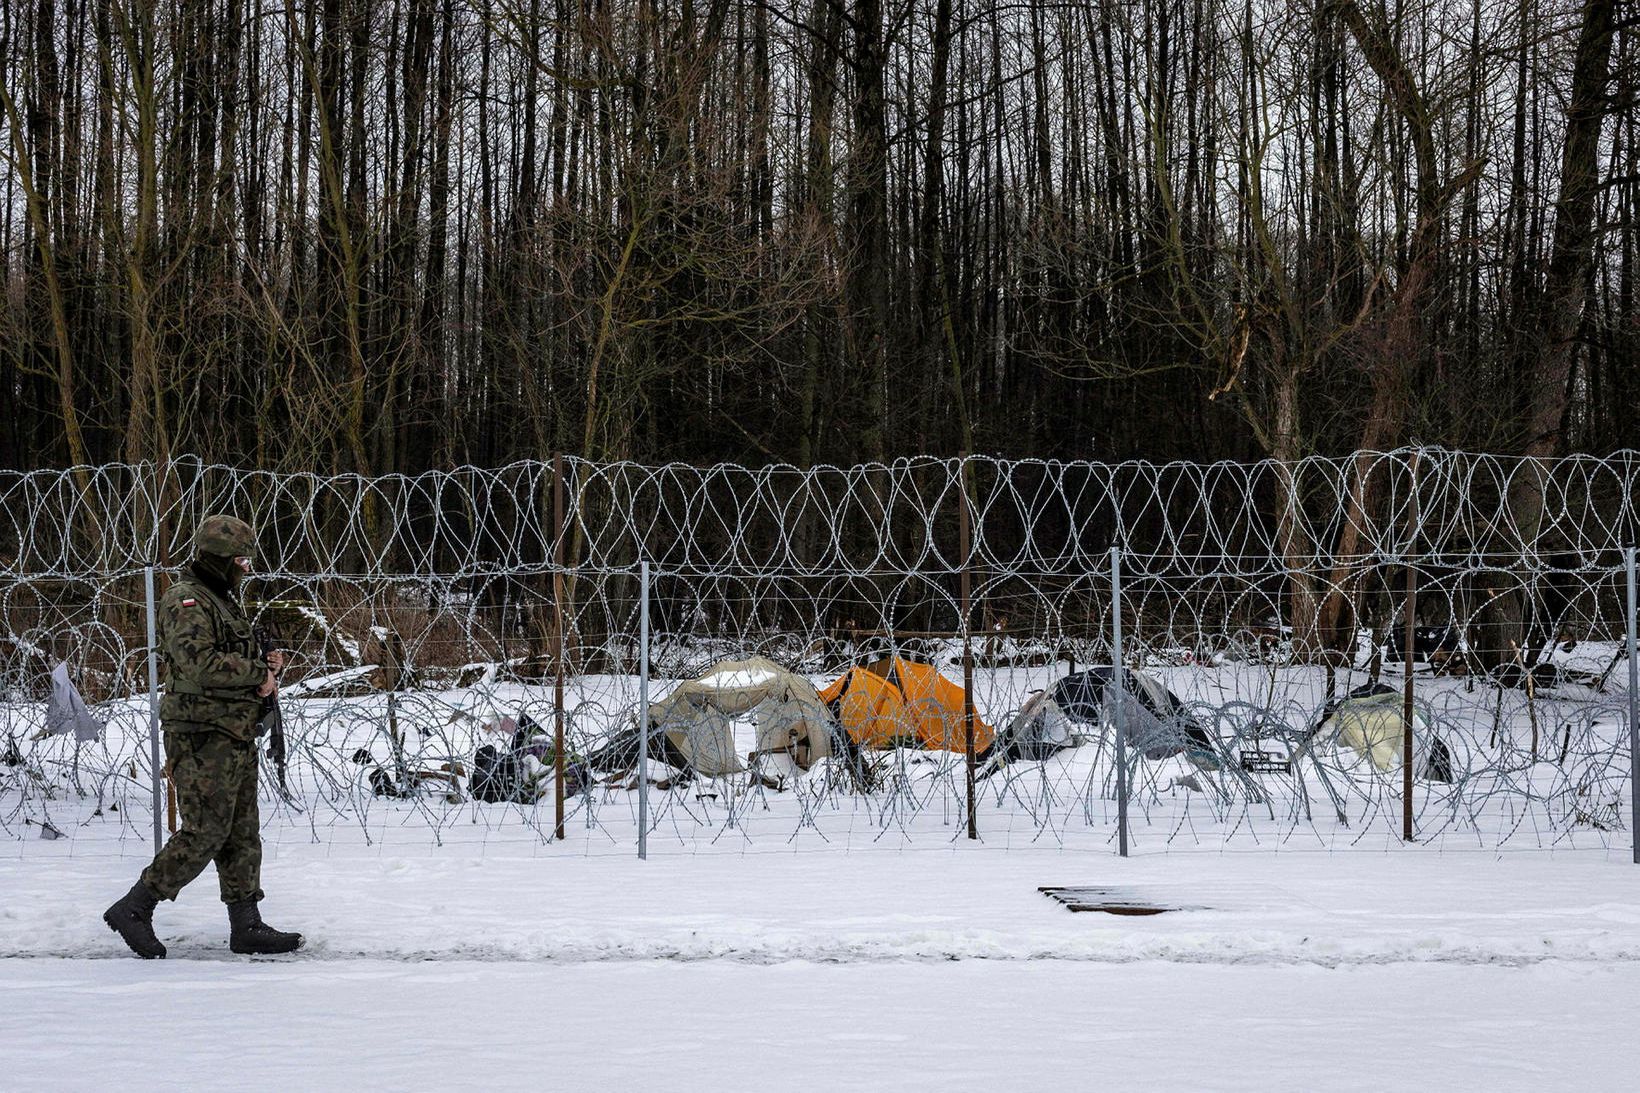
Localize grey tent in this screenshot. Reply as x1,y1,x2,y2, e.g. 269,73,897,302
1047,666,1221,769
643,656,837,777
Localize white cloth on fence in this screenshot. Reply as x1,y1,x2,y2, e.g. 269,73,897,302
46,661,103,742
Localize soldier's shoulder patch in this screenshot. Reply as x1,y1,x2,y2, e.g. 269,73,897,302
181,597,197,607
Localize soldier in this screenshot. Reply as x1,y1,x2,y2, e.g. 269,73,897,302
103,515,303,958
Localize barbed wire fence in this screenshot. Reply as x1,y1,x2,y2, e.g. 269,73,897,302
2,450,1636,859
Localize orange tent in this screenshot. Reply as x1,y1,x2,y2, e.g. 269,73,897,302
819,656,994,752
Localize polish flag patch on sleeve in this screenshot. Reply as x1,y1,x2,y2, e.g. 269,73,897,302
181,598,196,607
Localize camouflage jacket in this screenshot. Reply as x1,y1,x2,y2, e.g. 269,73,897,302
157,572,268,740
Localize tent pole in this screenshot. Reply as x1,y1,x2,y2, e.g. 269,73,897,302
1626,546,1638,866
1403,450,1420,843
638,559,650,861
553,452,566,841
960,453,977,840
1110,547,1128,858
145,564,163,857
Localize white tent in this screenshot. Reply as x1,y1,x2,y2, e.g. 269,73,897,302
1310,683,1456,782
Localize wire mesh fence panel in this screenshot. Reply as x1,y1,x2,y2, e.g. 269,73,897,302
1,450,1636,858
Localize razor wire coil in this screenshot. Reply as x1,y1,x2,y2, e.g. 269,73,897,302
1,448,1636,856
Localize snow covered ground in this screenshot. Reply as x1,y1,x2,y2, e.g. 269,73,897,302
8,847,1640,965
4,846,1640,1089
6,959,1636,1091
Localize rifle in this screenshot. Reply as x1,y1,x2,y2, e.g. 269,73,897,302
254,624,288,795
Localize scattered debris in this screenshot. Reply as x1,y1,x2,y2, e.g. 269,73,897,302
26,818,67,841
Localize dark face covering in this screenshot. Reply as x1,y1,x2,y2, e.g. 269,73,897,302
191,551,244,600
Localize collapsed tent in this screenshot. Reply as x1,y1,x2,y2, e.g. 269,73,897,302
820,656,994,752
984,689,1079,764
1309,682,1453,782
584,722,698,783
598,656,838,779
1025,665,1221,769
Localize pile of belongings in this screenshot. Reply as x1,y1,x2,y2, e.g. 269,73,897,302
471,713,590,803
351,747,467,802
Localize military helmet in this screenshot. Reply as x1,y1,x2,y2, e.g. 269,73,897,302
194,514,257,559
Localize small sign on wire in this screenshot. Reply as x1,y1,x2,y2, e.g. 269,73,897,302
1240,749,1292,774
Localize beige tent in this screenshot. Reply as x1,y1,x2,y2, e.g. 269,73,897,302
647,656,836,776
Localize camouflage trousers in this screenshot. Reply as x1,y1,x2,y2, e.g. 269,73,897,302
141,730,263,904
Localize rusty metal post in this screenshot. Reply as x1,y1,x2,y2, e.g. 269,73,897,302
553,453,567,841
959,454,977,840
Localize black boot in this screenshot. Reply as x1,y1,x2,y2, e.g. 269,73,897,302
103,882,166,959
227,898,303,955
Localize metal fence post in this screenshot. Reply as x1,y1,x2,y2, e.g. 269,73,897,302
959,454,977,840
144,564,163,856
552,453,566,841
1627,546,1638,866
637,559,650,861
1110,546,1128,858
1403,450,1421,843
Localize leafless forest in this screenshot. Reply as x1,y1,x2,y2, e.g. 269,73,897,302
0,0,1632,474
